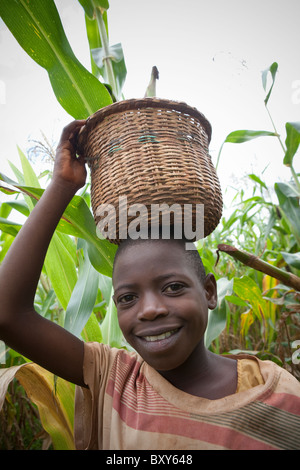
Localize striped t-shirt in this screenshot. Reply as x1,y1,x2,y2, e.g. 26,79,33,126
74,342,300,450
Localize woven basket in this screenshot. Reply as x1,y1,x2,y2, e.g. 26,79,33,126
78,98,222,244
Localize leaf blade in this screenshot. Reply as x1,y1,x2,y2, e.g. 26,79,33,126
0,172,116,277
16,364,75,450
205,277,233,348
44,232,78,311
261,62,278,105
283,122,300,166
224,129,277,144
64,247,99,337
0,0,112,118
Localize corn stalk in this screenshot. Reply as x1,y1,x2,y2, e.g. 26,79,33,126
217,244,300,292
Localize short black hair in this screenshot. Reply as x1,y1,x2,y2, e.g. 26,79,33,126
112,236,206,284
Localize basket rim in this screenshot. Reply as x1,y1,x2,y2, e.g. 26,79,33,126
78,97,212,150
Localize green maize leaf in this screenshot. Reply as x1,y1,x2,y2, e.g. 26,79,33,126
99,275,126,348
57,192,117,276
81,312,103,342
85,11,105,77
0,173,116,276
248,173,267,189
98,273,114,305
7,152,38,215
0,0,112,118
78,0,96,18
17,147,40,210
84,11,124,102
92,42,127,99
0,233,14,264
18,146,40,189
205,277,233,348
262,62,278,105
0,200,30,218
225,295,249,307
6,154,79,309
275,181,300,199
275,182,300,245
101,296,126,348
0,202,13,219
224,129,277,144
37,288,57,318
0,186,19,196
9,160,25,184
97,0,110,10
0,218,22,237
281,251,300,270
44,232,78,311
64,245,99,338
283,122,300,166
78,0,110,19
83,2,126,100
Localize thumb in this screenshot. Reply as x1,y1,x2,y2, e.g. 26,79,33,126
58,120,86,147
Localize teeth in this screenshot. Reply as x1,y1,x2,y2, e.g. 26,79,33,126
143,329,178,342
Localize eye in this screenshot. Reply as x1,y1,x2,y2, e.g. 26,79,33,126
118,293,137,305
164,282,185,294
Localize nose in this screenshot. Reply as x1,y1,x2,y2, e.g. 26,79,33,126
137,291,169,321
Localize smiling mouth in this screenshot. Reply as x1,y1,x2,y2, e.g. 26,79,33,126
142,328,180,342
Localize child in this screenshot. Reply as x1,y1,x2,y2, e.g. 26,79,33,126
0,121,299,450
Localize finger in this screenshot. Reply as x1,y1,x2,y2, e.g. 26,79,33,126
58,120,86,146
57,120,86,158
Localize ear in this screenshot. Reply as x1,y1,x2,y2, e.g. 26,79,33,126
204,273,218,310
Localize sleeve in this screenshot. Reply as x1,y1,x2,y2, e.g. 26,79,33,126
74,342,119,450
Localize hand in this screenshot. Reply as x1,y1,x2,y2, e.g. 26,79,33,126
53,120,87,192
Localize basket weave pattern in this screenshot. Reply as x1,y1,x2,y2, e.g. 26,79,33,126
78,98,223,244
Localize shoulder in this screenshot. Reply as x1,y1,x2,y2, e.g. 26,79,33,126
83,341,140,364
237,355,300,414
82,342,142,386
256,358,300,395
231,353,300,400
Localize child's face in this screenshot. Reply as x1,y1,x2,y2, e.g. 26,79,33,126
113,240,217,371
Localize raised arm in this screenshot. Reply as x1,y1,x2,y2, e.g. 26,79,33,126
0,120,87,386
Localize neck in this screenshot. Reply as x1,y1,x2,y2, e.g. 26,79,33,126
157,340,237,399
158,340,212,393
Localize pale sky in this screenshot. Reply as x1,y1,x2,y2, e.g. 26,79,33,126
0,0,299,207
